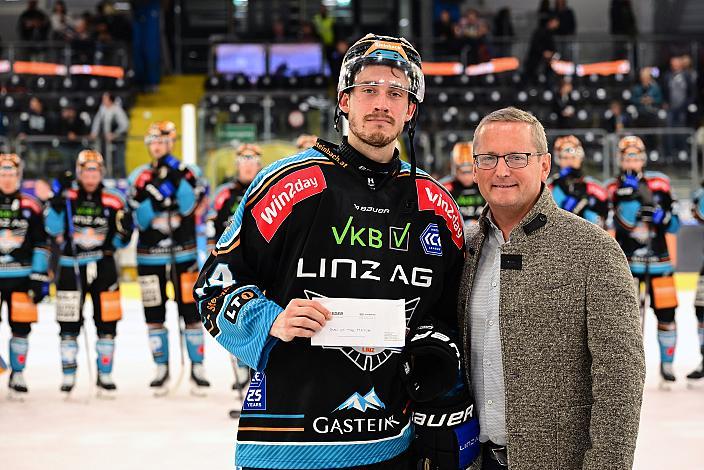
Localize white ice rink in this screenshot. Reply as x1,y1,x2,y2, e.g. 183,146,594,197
0,289,702,470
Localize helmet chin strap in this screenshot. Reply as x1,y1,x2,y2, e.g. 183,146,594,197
406,107,419,180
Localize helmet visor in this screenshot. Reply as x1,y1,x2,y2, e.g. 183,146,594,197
338,41,425,103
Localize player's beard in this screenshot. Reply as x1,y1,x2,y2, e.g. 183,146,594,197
349,114,400,148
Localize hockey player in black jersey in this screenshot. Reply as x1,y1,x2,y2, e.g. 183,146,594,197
442,141,485,225
46,150,133,395
296,133,319,150
207,143,262,251
196,34,472,469
128,121,210,394
547,135,609,226
606,136,680,386
687,182,704,382
0,153,50,397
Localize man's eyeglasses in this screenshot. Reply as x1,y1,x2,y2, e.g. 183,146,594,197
473,152,546,170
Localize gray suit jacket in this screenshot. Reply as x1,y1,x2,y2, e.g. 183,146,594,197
459,186,645,470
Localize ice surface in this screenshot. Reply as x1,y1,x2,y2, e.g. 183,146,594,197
0,291,702,469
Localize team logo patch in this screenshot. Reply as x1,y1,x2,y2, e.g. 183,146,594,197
420,223,442,256
243,372,267,411
416,179,463,249
223,288,258,324
253,166,327,242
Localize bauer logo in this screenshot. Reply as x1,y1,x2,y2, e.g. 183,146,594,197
253,166,327,242
416,179,464,249
243,372,266,411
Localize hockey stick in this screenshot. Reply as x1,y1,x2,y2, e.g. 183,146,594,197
64,190,95,402
639,222,653,335
166,208,187,395
228,356,251,419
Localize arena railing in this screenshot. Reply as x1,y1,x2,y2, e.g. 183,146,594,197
430,126,697,187
440,33,700,77
0,40,131,71
10,135,127,180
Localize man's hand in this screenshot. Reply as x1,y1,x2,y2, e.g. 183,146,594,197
270,299,331,342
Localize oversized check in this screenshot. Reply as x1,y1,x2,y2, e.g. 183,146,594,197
311,298,406,348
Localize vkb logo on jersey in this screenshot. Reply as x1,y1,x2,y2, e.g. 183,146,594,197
420,223,442,256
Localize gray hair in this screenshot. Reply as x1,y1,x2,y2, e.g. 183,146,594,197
473,107,548,154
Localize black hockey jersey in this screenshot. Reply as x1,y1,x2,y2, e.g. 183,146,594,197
195,138,465,469
46,184,132,267
127,155,203,266
206,179,249,249
442,177,485,224
0,191,49,279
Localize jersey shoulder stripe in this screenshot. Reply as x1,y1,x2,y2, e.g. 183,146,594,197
212,183,234,211
101,188,126,210
20,193,43,214
127,164,152,186
244,150,332,208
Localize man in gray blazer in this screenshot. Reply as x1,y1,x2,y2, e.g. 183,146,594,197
459,107,645,470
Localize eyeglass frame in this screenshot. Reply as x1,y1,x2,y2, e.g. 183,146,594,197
473,152,547,170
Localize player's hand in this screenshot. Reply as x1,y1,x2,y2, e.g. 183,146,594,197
144,181,176,210
269,299,332,342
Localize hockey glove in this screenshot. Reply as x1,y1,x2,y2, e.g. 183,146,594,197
640,204,667,226
401,319,480,469
558,166,575,179
615,171,640,199
144,181,176,211
400,318,462,403
49,171,75,211
29,273,50,304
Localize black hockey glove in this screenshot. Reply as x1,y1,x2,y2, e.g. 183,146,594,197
401,319,480,469
29,273,50,304
50,171,75,211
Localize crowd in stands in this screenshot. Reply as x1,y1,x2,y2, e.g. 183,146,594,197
14,0,131,63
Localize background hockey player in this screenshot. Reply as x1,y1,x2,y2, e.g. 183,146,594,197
206,143,262,392
442,141,485,225
295,133,319,150
548,135,609,226
607,135,680,385
206,143,262,252
687,182,704,381
0,153,50,396
127,121,210,394
46,150,132,395
195,34,470,469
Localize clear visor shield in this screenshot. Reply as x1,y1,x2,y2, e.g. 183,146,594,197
558,145,585,160
79,163,103,173
621,147,646,161
338,58,425,103
0,164,19,175
144,134,173,145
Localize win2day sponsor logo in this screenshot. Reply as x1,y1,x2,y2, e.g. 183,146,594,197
313,388,400,435
253,166,327,242
416,179,464,249
332,216,411,251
